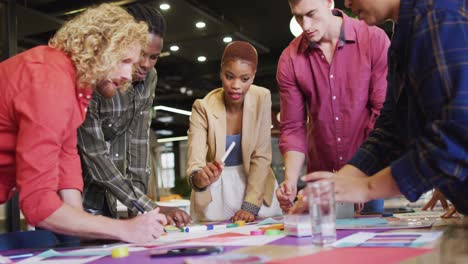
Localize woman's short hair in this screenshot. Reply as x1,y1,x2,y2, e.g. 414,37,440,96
49,3,148,88
221,41,258,69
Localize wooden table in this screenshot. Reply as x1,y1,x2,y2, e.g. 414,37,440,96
401,217,468,263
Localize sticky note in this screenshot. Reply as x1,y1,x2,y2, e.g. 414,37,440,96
111,247,129,258
235,220,246,226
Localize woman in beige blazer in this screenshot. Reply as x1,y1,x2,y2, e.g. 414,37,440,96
187,41,281,222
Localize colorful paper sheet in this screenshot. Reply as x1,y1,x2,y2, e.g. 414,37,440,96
185,253,269,264
166,232,285,247
17,245,146,264
266,247,432,264
257,217,283,226
332,231,443,248
337,218,434,230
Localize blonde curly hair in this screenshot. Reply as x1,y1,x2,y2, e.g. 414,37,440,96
49,3,148,89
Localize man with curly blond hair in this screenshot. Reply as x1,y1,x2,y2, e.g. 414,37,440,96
0,4,167,245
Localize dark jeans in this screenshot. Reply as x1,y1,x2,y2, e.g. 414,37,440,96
0,230,59,250
35,227,80,247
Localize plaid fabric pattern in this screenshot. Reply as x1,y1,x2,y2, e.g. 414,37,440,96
349,0,468,214
78,69,158,217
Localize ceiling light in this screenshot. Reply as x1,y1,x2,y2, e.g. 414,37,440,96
160,3,170,10
223,36,232,43
179,86,187,94
195,21,206,29
153,105,191,116
156,129,173,136
156,116,174,123
289,17,302,37
197,56,206,62
186,89,193,96
170,45,179,51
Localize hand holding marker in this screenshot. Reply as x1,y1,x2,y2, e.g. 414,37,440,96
193,141,235,189
213,141,235,176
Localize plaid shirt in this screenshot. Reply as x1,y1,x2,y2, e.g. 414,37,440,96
349,0,468,214
78,69,157,217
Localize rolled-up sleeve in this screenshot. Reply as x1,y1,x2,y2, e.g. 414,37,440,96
58,130,83,191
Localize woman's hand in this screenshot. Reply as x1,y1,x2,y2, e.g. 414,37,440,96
192,160,223,189
231,209,255,222
159,206,192,227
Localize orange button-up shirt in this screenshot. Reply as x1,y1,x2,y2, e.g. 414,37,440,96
0,46,92,226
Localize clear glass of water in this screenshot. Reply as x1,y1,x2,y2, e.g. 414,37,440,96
308,180,337,246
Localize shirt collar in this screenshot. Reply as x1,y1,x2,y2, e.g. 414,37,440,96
298,9,357,53
132,80,145,93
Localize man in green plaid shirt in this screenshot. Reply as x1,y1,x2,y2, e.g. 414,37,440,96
78,4,191,227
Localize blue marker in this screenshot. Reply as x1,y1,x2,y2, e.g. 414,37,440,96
183,225,208,232
182,224,221,232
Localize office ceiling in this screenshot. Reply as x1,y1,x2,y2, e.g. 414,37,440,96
8,0,370,139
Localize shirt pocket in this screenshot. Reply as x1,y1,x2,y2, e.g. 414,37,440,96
100,114,129,141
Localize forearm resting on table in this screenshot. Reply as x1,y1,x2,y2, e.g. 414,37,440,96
367,167,401,200
37,203,124,241
283,151,306,182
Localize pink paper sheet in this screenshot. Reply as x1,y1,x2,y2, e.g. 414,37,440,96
267,247,432,264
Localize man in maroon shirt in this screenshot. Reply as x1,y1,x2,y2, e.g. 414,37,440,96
0,4,167,244
276,0,389,213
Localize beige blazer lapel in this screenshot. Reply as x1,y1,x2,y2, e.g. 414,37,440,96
211,91,227,162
